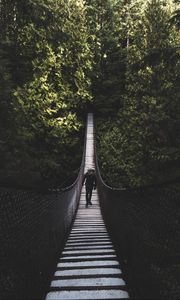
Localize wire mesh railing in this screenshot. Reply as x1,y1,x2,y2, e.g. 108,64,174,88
95,150,180,300
0,125,87,300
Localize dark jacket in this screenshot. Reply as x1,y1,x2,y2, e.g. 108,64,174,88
82,170,97,190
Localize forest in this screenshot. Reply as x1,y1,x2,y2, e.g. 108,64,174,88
0,0,180,189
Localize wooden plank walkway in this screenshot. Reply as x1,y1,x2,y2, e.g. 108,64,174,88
45,113,129,300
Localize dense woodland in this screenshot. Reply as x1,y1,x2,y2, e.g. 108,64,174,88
0,0,179,188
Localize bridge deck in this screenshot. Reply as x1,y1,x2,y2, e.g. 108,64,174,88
46,113,129,300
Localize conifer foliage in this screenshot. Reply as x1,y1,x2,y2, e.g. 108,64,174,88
0,0,179,188
95,0,180,187
0,0,93,187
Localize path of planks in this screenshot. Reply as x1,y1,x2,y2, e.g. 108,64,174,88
45,113,129,300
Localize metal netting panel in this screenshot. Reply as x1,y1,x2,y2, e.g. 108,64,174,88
95,154,180,300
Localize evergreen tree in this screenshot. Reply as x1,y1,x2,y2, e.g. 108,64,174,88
0,0,179,188
0,0,93,186
96,0,180,187
85,0,126,115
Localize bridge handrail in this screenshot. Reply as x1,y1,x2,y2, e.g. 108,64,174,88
94,130,180,300
0,116,87,300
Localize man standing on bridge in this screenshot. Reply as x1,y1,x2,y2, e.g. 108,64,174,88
82,169,97,207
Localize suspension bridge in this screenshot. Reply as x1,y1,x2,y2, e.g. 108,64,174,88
45,113,129,299
0,114,179,300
